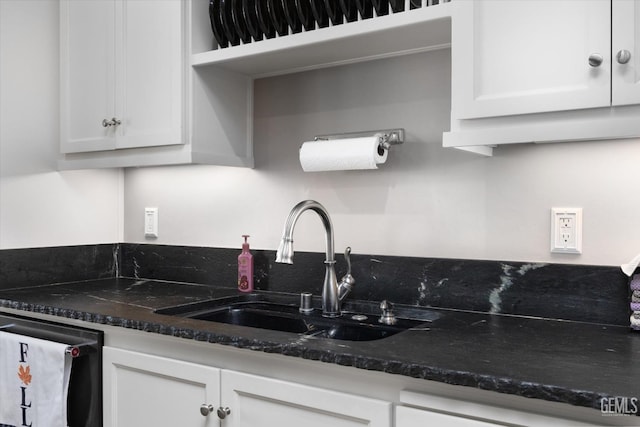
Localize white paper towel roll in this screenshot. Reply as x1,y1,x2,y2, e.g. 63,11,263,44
299,136,388,172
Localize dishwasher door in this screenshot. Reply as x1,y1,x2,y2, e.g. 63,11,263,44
0,313,103,427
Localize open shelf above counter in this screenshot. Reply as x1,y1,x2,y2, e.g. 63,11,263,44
191,3,453,78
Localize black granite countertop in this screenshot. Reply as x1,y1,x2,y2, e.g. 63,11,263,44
1,277,638,413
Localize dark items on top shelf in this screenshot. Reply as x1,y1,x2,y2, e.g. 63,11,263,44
209,0,450,49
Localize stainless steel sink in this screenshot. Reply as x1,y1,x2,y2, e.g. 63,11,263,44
154,293,436,341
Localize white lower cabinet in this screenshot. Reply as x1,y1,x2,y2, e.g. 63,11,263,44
103,347,221,426
395,391,594,427
102,344,608,427
103,346,392,427
396,406,500,427
222,370,391,427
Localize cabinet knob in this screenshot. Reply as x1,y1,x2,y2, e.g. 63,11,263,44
588,53,603,67
200,404,215,417
617,49,631,65
101,117,122,127
217,407,231,419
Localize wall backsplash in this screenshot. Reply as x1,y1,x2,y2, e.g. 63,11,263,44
0,244,630,327
0,244,118,290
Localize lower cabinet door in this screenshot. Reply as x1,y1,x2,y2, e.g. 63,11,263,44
221,370,392,427
103,347,221,427
396,406,502,427
397,391,593,427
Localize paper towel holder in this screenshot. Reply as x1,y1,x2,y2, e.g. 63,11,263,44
314,128,404,153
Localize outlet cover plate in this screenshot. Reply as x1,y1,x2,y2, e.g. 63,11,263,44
144,207,158,238
550,207,582,254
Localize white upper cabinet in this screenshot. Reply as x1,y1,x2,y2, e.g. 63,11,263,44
60,0,183,154
115,0,183,151
445,0,640,154
612,0,640,105
59,0,639,165
60,0,116,153
59,0,254,169
452,0,612,119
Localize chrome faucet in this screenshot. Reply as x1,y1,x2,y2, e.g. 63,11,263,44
275,200,355,317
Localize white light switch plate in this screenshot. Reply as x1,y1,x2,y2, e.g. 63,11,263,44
550,208,582,254
144,207,158,238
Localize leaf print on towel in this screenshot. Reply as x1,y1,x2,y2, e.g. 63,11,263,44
18,364,32,386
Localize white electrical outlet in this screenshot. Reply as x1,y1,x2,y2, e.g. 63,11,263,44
144,207,158,238
550,208,582,254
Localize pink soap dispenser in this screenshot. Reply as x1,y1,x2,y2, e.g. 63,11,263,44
238,235,254,293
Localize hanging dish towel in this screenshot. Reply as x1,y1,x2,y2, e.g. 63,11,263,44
0,331,72,427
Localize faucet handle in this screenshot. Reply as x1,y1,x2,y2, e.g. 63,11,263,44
341,247,355,286
338,247,355,302
344,247,352,272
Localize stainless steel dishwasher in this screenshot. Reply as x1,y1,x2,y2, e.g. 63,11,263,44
0,313,103,427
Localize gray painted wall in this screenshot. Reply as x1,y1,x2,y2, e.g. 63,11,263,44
2,0,639,267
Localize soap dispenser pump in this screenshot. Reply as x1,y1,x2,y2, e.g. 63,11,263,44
238,235,254,293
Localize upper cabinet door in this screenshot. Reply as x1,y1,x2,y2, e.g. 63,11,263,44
60,0,184,154
60,0,116,153
452,0,611,119
115,0,183,150
612,0,640,105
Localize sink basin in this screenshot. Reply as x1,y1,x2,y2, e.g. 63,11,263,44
155,293,436,341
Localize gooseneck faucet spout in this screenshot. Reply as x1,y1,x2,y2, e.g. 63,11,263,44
275,200,354,317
